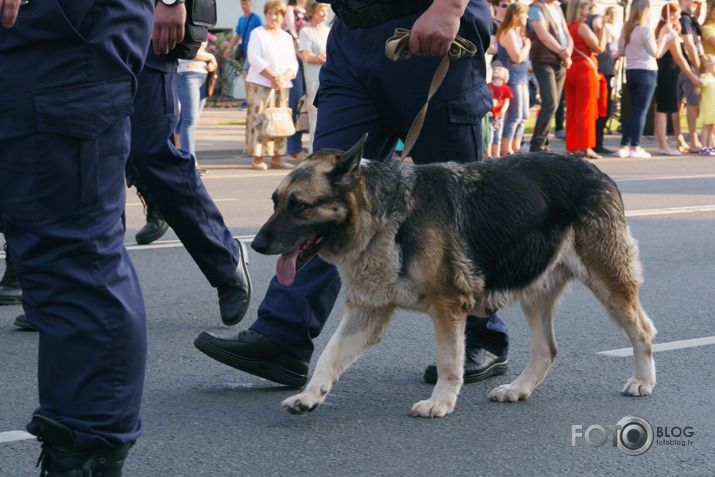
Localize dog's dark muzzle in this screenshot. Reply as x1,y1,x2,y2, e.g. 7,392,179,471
251,229,273,255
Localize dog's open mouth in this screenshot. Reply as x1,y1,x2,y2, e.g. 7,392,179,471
276,233,327,286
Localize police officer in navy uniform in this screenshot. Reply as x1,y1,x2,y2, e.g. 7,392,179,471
0,0,153,474
128,0,252,328
196,0,510,388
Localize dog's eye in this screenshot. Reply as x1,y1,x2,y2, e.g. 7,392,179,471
289,199,306,213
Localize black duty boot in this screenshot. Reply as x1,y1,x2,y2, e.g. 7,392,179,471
14,314,38,331
33,415,132,477
133,178,168,245
0,242,22,305
217,241,252,326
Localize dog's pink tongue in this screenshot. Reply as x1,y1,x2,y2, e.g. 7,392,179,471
276,246,301,286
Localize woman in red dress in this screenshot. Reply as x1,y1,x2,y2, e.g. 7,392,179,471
564,0,608,158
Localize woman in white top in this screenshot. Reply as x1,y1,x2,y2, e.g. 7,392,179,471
245,0,299,170
299,1,330,154
615,0,670,158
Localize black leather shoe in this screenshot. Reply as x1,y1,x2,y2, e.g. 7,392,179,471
423,345,508,384
194,329,308,387
134,178,168,245
217,241,252,326
0,242,22,305
33,415,132,477
14,314,37,331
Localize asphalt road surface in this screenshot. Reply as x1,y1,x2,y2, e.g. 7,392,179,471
1,154,714,476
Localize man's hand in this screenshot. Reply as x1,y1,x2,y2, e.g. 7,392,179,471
153,3,186,55
409,0,467,56
1,0,21,28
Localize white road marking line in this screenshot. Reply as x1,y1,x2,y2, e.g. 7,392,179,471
598,336,715,357
0,430,35,444
626,204,715,217
615,173,715,182
124,236,254,252
125,198,238,207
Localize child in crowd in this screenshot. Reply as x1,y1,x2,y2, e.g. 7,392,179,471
698,54,715,156
487,64,513,158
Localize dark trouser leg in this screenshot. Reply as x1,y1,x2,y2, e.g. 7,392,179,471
531,62,565,150
595,75,613,149
1,116,146,449
466,313,509,356
287,61,306,155
127,66,240,287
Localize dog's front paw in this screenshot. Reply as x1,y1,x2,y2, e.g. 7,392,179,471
409,398,455,418
281,391,322,415
489,384,531,402
622,377,655,396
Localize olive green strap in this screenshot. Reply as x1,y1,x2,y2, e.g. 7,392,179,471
385,28,477,160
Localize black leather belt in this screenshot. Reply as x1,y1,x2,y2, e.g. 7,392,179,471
333,0,434,29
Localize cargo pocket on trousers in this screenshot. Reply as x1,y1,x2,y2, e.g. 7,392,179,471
33,77,134,218
446,83,492,159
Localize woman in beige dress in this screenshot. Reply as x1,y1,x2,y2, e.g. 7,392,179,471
245,0,299,170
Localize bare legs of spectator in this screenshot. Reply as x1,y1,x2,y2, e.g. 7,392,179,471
655,111,682,155
675,103,702,153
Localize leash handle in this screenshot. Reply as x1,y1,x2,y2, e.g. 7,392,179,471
385,28,477,160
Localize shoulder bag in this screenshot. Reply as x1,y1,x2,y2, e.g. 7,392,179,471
234,13,255,63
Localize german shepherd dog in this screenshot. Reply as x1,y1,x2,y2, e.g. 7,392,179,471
251,135,657,418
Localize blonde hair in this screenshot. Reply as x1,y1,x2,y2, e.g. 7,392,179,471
702,53,715,73
624,0,650,47
566,0,590,24
496,3,529,40
264,0,287,17
305,0,329,19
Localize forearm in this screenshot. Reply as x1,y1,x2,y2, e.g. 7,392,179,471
227,35,240,51
431,0,469,16
683,37,700,70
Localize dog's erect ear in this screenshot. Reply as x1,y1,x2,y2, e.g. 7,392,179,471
330,133,367,183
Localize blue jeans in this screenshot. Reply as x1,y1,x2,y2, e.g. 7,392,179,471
502,82,529,141
621,69,657,148
176,70,208,157
488,116,504,145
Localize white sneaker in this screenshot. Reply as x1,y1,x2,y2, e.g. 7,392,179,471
629,147,651,158
615,146,630,158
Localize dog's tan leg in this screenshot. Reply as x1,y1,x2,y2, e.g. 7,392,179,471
578,224,656,396
410,308,466,418
618,301,657,396
490,267,571,402
281,304,395,415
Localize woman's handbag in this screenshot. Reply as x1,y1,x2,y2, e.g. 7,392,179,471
295,93,309,133
260,89,296,137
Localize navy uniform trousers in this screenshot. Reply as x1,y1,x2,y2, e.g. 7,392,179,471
251,2,510,363
0,1,153,449
126,49,240,288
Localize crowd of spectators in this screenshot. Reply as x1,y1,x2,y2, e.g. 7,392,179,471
174,0,715,163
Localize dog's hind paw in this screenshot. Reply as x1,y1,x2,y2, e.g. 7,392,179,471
409,398,455,418
622,377,655,396
489,384,531,402
282,393,321,415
